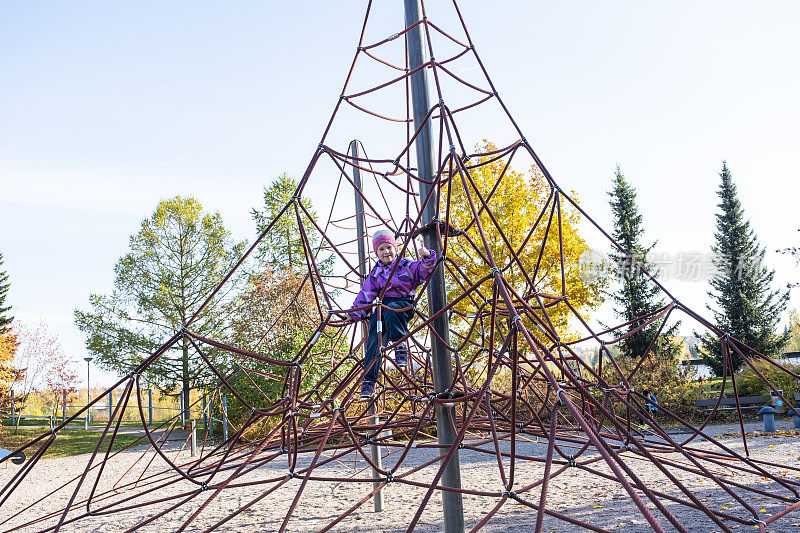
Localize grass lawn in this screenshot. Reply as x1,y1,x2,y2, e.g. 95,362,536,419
2,418,176,428
0,427,144,459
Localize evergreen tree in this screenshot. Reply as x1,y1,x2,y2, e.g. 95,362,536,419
0,252,18,409
0,253,13,334
700,162,789,375
251,173,330,272
608,167,678,358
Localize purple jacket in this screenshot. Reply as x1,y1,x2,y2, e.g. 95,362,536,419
348,251,437,321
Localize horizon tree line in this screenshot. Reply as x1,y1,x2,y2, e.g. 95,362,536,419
3,157,794,418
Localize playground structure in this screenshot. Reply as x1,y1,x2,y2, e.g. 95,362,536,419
2,1,800,531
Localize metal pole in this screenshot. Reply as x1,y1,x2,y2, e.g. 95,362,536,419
222,396,228,442
202,394,207,434
62,391,67,424
209,397,215,438
84,357,93,430
403,1,464,530
108,390,113,422
148,389,153,426
351,139,385,513
190,419,197,457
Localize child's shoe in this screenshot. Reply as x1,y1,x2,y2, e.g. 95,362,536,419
361,379,376,398
394,344,408,369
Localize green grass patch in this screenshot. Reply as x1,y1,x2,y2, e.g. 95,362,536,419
0,427,143,459
2,419,174,428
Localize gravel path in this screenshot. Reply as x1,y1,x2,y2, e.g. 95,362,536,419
1,419,799,532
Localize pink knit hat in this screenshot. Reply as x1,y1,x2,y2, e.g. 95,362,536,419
372,229,397,254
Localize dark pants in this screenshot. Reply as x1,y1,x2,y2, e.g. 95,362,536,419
363,297,413,383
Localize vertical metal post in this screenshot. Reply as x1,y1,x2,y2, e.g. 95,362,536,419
62,391,67,424
202,394,208,433
179,393,184,428
598,347,603,377
404,1,464,530
108,390,113,422
222,396,228,442
190,419,197,456
351,139,385,513
148,389,154,425
209,397,215,437
84,357,93,430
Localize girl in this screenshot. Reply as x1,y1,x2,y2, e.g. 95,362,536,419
349,229,437,397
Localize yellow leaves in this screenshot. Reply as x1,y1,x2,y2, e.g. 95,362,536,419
0,329,18,362
0,328,20,394
442,140,604,346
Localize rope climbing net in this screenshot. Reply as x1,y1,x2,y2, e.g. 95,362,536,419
2,1,800,531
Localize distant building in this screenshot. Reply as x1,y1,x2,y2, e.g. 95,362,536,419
681,351,799,380
780,351,800,363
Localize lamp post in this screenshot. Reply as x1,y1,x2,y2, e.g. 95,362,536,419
84,357,93,430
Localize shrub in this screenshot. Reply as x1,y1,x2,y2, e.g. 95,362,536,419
600,352,698,421
735,360,800,401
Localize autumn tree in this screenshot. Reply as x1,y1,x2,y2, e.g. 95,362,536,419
443,140,604,352
44,354,78,419
700,163,789,375
75,196,247,419
229,267,321,358
224,266,346,422
12,321,64,413
0,331,20,415
224,182,343,423
785,309,800,353
608,166,679,359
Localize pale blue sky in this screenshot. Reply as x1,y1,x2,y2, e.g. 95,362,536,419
2,1,799,386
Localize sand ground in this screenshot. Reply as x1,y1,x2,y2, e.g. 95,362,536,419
1,419,799,532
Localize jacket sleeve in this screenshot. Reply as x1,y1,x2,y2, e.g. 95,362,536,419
348,273,378,321
409,250,437,289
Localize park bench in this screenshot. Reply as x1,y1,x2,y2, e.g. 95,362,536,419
8,414,55,427
695,395,768,415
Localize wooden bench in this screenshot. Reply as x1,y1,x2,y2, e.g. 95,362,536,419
695,395,768,415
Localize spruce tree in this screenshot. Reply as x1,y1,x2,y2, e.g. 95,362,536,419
608,167,678,359
608,166,679,357
0,252,13,334
700,162,789,375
